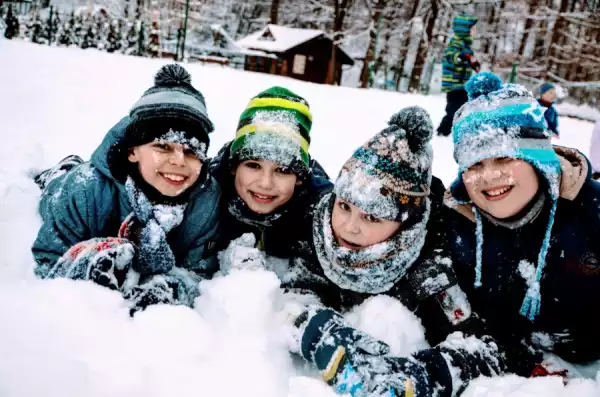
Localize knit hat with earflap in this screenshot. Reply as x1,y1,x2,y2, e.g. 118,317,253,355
124,63,214,161
453,13,478,40
335,106,434,222
450,71,562,321
230,86,312,178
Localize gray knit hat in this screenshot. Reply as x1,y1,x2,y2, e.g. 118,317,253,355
125,64,214,160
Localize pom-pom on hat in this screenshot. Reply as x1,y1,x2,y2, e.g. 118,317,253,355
335,106,434,222
124,64,214,161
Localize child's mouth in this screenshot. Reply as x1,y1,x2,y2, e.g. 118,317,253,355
250,191,276,204
161,172,188,186
338,237,362,250
482,185,514,201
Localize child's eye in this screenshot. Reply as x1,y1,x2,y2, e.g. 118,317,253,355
338,201,350,212
497,157,512,164
364,214,380,223
183,148,196,157
153,143,170,151
244,161,261,170
469,162,483,170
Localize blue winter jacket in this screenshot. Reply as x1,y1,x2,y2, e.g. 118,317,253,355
444,147,600,374
32,116,222,279
538,98,559,136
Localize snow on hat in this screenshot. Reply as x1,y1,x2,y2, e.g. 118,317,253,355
453,13,478,38
125,64,214,161
450,72,562,321
335,106,433,222
539,82,556,96
230,86,312,177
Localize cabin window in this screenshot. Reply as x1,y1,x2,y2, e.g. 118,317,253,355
292,54,307,75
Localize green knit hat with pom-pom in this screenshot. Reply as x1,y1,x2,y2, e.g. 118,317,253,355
230,86,312,177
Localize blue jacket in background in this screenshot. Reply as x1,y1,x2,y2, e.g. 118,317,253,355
32,116,222,279
538,98,559,136
441,14,478,93
444,147,600,374
209,141,333,259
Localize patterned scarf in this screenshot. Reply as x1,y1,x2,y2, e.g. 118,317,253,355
312,193,431,294
123,177,187,276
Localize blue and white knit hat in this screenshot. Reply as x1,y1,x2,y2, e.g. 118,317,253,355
539,82,556,96
450,72,562,321
125,64,214,161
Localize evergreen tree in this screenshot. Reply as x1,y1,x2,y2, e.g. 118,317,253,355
95,15,109,51
147,18,160,57
123,20,138,55
58,11,76,46
29,14,44,44
72,13,84,47
136,20,146,56
80,14,96,49
4,5,20,39
106,19,122,53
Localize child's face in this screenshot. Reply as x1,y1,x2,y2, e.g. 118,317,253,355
462,157,539,219
233,159,300,214
331,198,401,250
128,141,202,197
541,88,557,103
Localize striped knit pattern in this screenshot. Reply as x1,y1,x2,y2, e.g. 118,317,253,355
231,86,312,172
441,14,478,93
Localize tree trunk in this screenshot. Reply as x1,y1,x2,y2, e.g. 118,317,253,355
326,0,352,85
545,0,570,78
269,0,279,25
518,0,537,60
360,0,386,88
409,0,438,92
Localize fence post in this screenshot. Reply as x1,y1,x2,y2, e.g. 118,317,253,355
509,62,519,83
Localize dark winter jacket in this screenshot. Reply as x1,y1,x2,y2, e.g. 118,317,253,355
32,116,222,279
444,147,600,375
285,176,504,397
538,98,560,136
209,141,333,259
442,15,479,93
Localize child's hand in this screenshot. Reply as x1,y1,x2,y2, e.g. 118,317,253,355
218,233,266,274
48,237,136,291
124,276,175,315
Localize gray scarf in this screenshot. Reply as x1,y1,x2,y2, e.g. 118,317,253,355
312,193,431,294
123,177,187,276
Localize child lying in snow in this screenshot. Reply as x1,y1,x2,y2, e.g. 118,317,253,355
444,72,600,378
32,64,221,313
266,107,503,397
209,86,332,260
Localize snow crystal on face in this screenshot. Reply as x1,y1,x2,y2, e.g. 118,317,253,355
455,125,520,170
156,129,207,160
344,295,429,357
335,166,399,220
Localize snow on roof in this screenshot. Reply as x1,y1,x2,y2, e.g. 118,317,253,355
235,24,325,53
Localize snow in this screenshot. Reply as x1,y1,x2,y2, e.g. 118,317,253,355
1,40,599,396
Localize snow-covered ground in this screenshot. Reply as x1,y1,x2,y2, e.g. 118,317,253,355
0,40,599,397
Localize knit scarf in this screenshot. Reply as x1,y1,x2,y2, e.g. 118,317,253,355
312,193,431,294
124,177,187,276
227,195,285,229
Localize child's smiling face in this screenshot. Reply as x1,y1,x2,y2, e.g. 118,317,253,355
233,159,300,214
463,157,540,219
331,198,401,250
128,141,203,197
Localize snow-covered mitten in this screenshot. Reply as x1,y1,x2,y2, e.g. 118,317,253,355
47,237,135,291
124,276,175,315
360,356,431,397
295,308,393,393
34,154,84,190
218,233,267,274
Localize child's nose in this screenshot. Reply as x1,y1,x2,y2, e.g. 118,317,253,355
257,171,274,189
344,215,360,234
169,150,186,166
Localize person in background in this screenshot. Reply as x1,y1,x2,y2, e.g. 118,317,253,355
437,13,480,137
537,82,560,138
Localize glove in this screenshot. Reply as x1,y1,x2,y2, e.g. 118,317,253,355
296,309,390,391
218,233,267,274
459,52,480,72
124,276,175,315
360,356,431,397
47,237,135,291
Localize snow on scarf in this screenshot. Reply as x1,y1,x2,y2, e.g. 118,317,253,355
312,193,431,294
124,177,187,276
